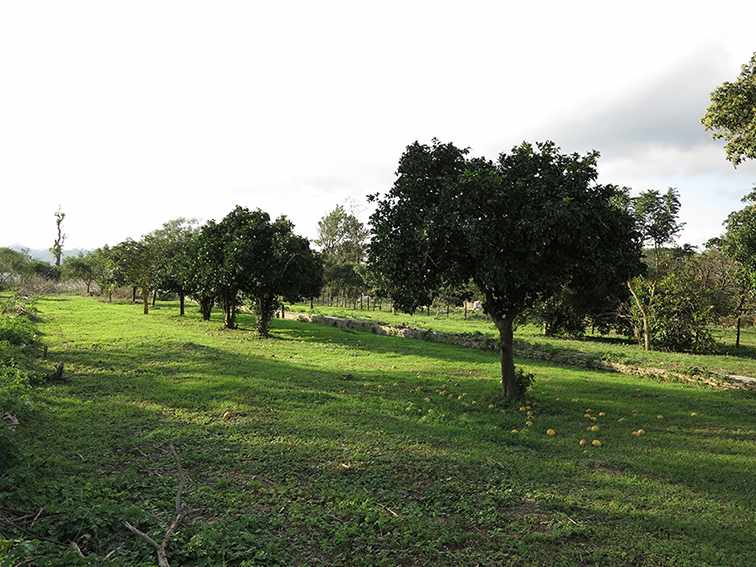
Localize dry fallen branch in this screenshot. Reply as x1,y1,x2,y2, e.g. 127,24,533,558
123,444,187,567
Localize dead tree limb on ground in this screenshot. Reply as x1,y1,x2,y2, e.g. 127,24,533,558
123,445,187,567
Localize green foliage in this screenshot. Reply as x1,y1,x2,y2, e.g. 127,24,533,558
368,139,642,396
0,297,45,474
702,51,756,166
2,296,755,565
0,247,32,289
63,253,97,292
0,315,38,347
722,189,756,276
189,207,323,331
315,205,369,264
651,271,717,353
632,188,684,272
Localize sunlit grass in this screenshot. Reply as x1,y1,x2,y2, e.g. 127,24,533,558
290,303,756,378
1,296,754,565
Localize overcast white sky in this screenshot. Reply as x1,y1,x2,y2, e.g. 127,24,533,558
1,1,754,252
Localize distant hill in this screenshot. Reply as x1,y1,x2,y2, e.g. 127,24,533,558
7,246,91,264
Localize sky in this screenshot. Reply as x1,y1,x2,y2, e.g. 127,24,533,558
1,0,754,253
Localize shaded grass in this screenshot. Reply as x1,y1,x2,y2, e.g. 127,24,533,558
290,303,756,378
0,296,754,566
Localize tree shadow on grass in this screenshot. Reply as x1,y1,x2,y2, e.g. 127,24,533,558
9,301,755,564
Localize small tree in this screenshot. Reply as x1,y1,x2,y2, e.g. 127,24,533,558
145,218,199,316
90,247,117,302
702,51,756,167
110,239,159,314
250,216,323,337
63,253,97,294
722,189,756,346
0,248,32,289
625,188,685,350
369,140,642,398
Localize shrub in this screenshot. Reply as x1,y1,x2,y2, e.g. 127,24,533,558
652,272,717,353
0,316,38,347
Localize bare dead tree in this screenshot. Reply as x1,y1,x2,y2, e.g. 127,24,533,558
51,207,66,267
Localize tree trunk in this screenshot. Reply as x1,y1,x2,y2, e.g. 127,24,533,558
493,315,519,399
152,290,157,307
142,287,149,315
222,294,236,329
132,286,137,303
179,291,185,316
627,280,651,351
310,297,314,310
464,303,468,320
280,303,285,319
256,294,276,337
736,315,741,348
86,281,91,295
199,297,213,321
108,288,113,303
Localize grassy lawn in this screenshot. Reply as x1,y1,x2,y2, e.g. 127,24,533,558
2,296,755,565
290,303,756,378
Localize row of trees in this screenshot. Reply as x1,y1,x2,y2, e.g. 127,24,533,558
58,208,323,336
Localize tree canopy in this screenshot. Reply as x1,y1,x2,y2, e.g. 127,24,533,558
702,51,756,167
368,140,643,397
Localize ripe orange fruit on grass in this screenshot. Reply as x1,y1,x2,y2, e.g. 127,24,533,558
546,428,557,437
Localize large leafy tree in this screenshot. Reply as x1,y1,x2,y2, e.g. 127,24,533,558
702,51,756,167
192,206,323,332
369,140,642,398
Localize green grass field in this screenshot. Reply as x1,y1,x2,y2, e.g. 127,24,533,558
2,296,755,565
290,303,756,378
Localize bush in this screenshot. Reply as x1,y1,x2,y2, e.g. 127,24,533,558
0,316,38,347
514,367,535,397
652,272,717,353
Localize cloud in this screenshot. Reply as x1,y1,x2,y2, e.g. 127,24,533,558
543,47,731,160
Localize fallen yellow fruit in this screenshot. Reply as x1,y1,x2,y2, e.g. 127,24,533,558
598,412,606,417
488,404,495,409
637,429,645,435
589,425,600,432
592,440,602,447
511,429,519,433
546,428,557,437
222,411,233,420
519,406,527,412
579,438,589,446
525,420,534,427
